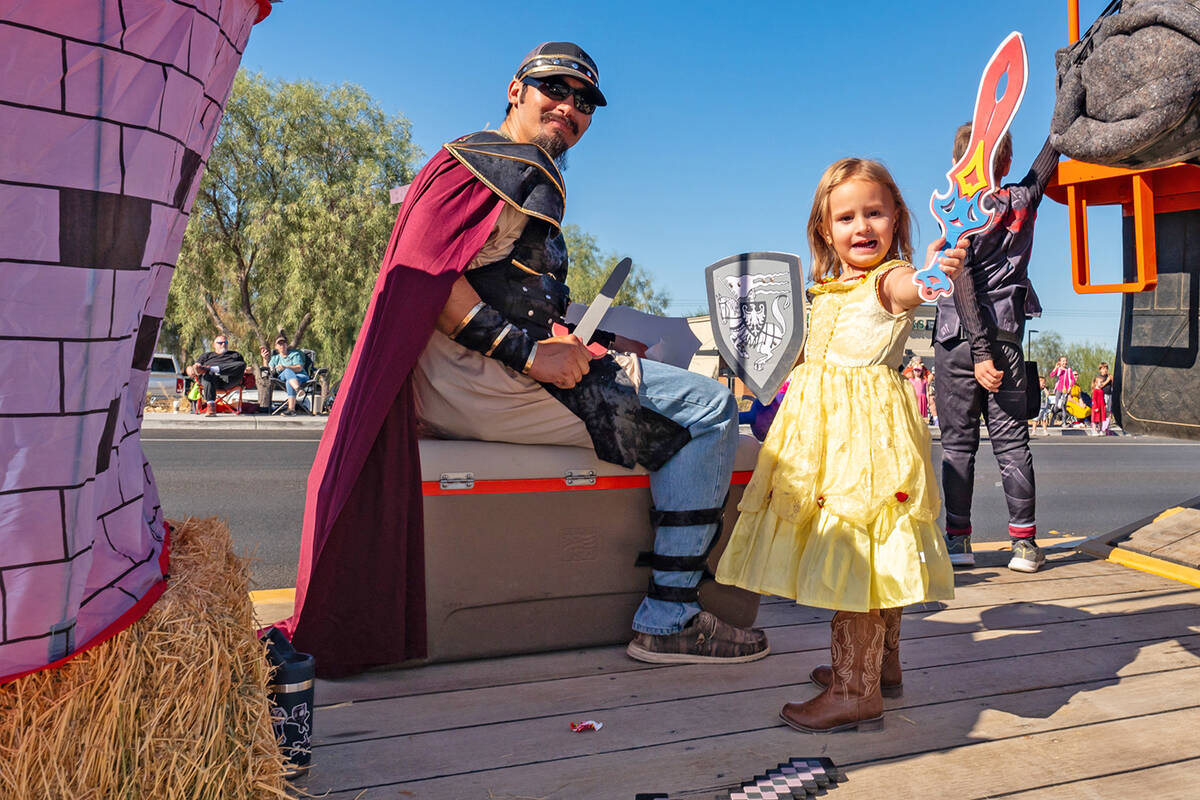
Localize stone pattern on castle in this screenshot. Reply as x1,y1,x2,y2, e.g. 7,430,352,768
0,0,266,682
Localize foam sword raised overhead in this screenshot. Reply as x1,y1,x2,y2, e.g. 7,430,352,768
913,31,1029,301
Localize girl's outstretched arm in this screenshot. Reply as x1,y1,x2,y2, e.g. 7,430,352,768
879,237,968,314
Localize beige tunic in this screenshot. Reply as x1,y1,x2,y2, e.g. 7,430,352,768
412,205,595,447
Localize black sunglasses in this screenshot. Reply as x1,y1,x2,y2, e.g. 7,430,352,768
521,76,598,115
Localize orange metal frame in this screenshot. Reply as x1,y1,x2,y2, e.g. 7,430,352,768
1044,1,1200,294
1045,161,1200,294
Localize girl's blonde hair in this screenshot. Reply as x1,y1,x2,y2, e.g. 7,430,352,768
806,158,914,282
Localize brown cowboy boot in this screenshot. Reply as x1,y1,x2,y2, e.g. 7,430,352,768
780,610,885,733
809,606,903,698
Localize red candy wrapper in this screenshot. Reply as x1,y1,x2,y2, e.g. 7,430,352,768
569,720,603,732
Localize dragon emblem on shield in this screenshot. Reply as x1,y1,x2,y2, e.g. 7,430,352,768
705,252,806,400
715,273,792,371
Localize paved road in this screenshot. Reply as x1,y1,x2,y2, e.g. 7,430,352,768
142,429,321,590
141,429,1200,590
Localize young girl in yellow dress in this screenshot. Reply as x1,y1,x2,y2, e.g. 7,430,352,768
716,158,965,733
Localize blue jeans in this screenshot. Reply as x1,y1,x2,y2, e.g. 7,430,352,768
632,359,738,635
279,369,309,396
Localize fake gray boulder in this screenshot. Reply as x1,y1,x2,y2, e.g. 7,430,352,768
1052,0,1200,169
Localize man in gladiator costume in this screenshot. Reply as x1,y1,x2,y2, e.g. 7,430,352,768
282,42,768,676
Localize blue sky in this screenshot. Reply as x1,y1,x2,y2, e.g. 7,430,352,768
242,0,1126,346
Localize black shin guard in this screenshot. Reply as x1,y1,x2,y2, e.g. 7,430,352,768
636,496,728,603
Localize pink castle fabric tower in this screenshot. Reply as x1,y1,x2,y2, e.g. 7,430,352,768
0,0,272,683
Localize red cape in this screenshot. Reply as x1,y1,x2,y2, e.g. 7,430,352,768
276,148,505,676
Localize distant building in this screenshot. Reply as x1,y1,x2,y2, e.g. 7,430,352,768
906,303,936,361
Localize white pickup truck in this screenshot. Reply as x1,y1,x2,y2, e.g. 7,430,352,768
146,353,181,401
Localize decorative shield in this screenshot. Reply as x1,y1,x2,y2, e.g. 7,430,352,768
705,252,806,399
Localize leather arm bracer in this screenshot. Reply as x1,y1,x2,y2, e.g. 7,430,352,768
450,302,537,374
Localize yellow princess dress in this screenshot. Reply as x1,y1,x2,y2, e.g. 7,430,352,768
715,261,955,611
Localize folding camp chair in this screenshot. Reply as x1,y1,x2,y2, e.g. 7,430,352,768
194,370,255,415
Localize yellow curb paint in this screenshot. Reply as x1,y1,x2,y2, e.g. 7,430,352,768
249,588,296,603
1104,547,1200,589
250,588,296,630
971,535,1084,552
1153,506,1187,523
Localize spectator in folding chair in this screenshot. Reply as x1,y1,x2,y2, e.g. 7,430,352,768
186,334,246,417
260,335,309,415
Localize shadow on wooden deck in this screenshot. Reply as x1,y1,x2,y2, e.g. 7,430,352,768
292,551,1200,799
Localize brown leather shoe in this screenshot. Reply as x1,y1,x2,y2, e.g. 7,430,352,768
780,610,885,733
626,611,769,664
810,606,903,698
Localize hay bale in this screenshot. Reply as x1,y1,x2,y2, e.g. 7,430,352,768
0,518,289,799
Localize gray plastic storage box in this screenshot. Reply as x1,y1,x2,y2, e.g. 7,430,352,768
417,433,762,661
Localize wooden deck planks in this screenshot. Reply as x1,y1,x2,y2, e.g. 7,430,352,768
305,664,1200,799
994,755,1200,799
312,604,1200,743
299,639,1200,790
294,555,1200,800
312,555,1180,706
832,703,1200,799
1079,497,1200,578
1121,508,1200,553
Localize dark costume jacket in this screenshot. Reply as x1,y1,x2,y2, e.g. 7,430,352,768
277,132,685,676
195,348,246,380
933,140,1059,361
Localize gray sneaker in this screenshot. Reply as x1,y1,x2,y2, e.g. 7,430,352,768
626,611,770,664
946,534,975,567
1008,539,1045,573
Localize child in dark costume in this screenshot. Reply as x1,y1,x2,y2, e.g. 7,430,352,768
932,126,1059,573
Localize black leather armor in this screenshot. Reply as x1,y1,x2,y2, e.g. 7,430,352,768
465,221,570,341
443,131,690,470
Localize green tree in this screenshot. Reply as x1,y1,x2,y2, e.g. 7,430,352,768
562,225,669,314
166,71,421,375
1027,330,1067,373
1027,329,1116,388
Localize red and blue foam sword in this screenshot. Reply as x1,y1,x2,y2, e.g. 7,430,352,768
913,31,1028,301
